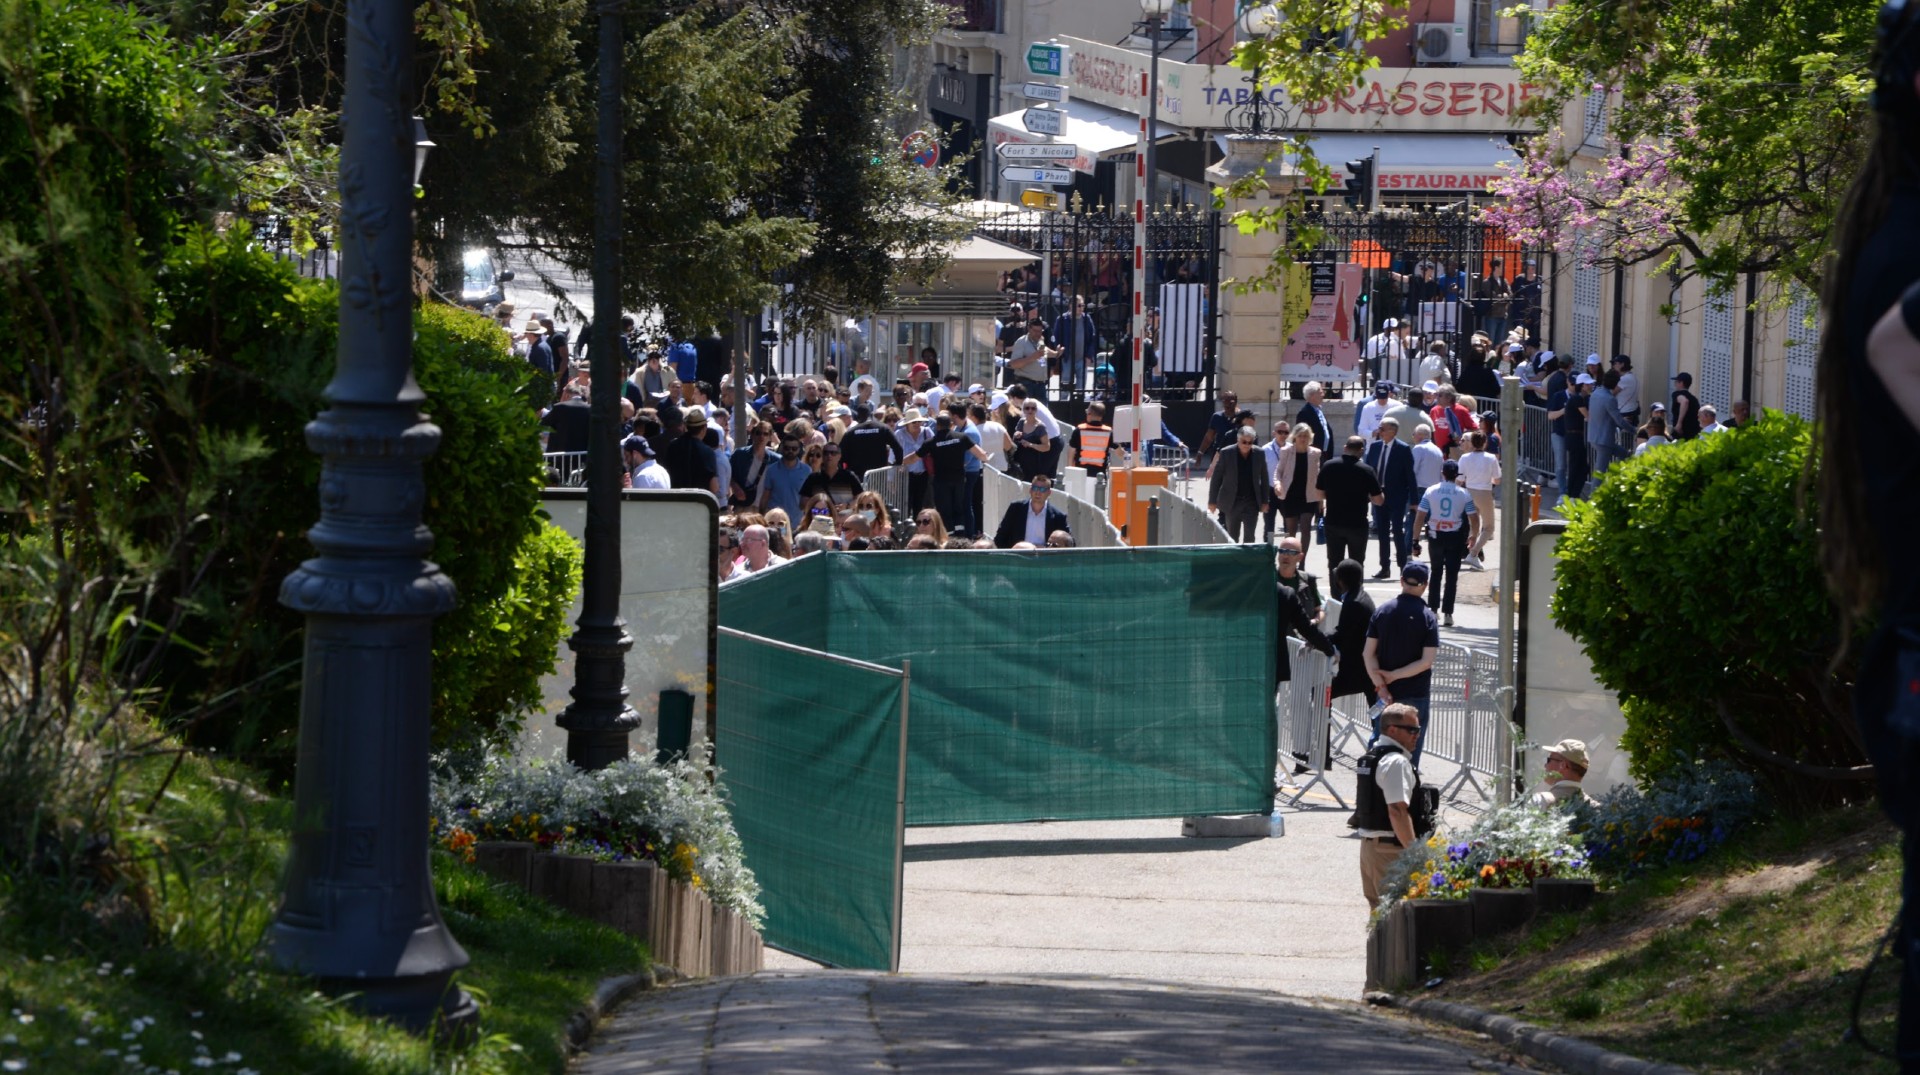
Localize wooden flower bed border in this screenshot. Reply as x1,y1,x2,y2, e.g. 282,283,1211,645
471,841,764,978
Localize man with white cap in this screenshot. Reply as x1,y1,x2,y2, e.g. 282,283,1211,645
1356,381,1394,440
1527,739,1598,808
1366,318,1412,388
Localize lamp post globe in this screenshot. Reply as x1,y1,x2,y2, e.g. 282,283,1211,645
1140,0,1175,17
1238,3,1283,38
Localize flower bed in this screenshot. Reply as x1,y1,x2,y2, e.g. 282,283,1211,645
428,748,766,978
1365,760,1762,990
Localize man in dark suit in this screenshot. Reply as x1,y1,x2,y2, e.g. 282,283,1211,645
1207,426,1272,543
993,473,1070,548
1294,381,1334,454
1051,295,1101,390
1364,417,1417,578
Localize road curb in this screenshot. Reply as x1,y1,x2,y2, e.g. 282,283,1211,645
565,967,658,1051
1372,994,1694,1074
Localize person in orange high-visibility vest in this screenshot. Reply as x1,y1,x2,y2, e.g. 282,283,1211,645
1069,402,1114,477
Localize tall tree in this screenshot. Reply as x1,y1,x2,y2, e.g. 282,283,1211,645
1484,0,1876,294
748,0,971,329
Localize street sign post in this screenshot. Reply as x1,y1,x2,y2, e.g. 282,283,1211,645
1021,82,1069,104
900,131,939,170
998,143,1079,160
1026,41,1066,77
1001,166,1075,186
1021,107,1066,136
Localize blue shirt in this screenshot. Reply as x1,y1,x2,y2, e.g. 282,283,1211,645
761,460,811,520
963,424,984,473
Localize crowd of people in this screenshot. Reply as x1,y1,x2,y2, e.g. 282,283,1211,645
515,317,1126,567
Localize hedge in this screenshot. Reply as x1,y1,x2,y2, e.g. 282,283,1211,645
145,229,577,767
1550,413,1863,801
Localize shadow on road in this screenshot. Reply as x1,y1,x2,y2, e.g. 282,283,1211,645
906,835,1262,862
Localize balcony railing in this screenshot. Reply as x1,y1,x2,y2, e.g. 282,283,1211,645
944,0,998,33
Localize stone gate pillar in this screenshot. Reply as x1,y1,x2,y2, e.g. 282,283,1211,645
1208,135,1302,406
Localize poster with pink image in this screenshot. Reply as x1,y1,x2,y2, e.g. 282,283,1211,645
1281,262,1365,383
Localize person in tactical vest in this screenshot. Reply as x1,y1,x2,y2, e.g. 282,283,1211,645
1353,702,1427,909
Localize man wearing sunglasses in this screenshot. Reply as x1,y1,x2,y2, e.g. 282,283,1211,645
1354,702,1426,909
993,474,1069,549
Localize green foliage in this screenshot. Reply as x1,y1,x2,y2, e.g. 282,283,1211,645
1513,0,1875,292
1550,415,1863,792
150,232,576,765
1,736,648,1075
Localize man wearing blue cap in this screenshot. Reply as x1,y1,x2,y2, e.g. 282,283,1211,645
1364,560,1440,764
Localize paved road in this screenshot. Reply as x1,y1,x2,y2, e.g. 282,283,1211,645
575,971,1536,1074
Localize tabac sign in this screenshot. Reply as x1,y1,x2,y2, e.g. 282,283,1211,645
1059,35,1539,133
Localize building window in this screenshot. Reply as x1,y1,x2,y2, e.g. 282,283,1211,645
1699,292,1735,412
1784,291,1819,420
1572,239,1602,362
1471,0,1529,56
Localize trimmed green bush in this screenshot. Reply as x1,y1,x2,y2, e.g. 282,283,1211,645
146,230,577,766
1550,413,1862,797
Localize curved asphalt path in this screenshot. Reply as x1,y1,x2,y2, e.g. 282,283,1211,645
574,971,1536,1074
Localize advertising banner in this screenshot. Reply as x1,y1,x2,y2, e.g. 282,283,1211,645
1282,263,1365,382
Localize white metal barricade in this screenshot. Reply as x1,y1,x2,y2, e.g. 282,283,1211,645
544,451,587,487
1277,638,1347,809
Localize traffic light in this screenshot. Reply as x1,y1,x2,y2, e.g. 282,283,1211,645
1343,157,1375,211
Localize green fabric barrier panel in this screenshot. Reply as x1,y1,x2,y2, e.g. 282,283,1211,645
718,552,829,650
715,628,903,970
721,546,1277,827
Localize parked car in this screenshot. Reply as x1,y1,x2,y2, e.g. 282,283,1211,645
460,247,513,309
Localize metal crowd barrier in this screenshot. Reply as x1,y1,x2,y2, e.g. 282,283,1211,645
544,451,587,487
1317,638,1506,809
861,466,1123,548
1278,638,1345,809
1145,486,1233,546
1519,404,1554,485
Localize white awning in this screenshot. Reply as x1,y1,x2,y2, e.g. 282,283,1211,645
1214,132,1517,195
988,100,1181,176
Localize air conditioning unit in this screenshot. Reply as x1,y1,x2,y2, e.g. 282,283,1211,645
1414,22,1469,64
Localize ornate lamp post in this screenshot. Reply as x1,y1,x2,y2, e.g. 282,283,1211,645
557,0,639,771
1230,5,1285,136
270,0,477,1035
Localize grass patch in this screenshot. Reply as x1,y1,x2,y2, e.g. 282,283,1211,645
0,744,649,1075
1427,802,1902,1073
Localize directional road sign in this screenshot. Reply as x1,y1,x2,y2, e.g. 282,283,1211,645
1021,107,1066,136
1021,82,1069,104
1026,42,1066,77
998,143,1079,160
1001,166,1075,186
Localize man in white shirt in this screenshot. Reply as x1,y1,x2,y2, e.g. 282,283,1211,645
1366,318,1412,388
1356,382,1393,440
622,435,672,489
736,524,788,574
1698,404,1727,434
1412,458,1479,627
1007,320,1061,400
1355,703,1424,909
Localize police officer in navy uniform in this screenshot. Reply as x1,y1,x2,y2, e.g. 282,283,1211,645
1353,702,1427,908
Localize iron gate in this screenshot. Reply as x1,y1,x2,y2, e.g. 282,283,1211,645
973,196,1224,402
1297,206,1550,389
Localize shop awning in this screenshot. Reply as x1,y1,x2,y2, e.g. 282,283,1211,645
988,100,1182,176
1213,132,1517,195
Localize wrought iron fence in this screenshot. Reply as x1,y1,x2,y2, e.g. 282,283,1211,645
251,216,338,281
1295,206,1550,389
971,198,1223,402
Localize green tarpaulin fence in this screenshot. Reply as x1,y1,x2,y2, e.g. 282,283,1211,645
720,546,1276,827
715,627,906,971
